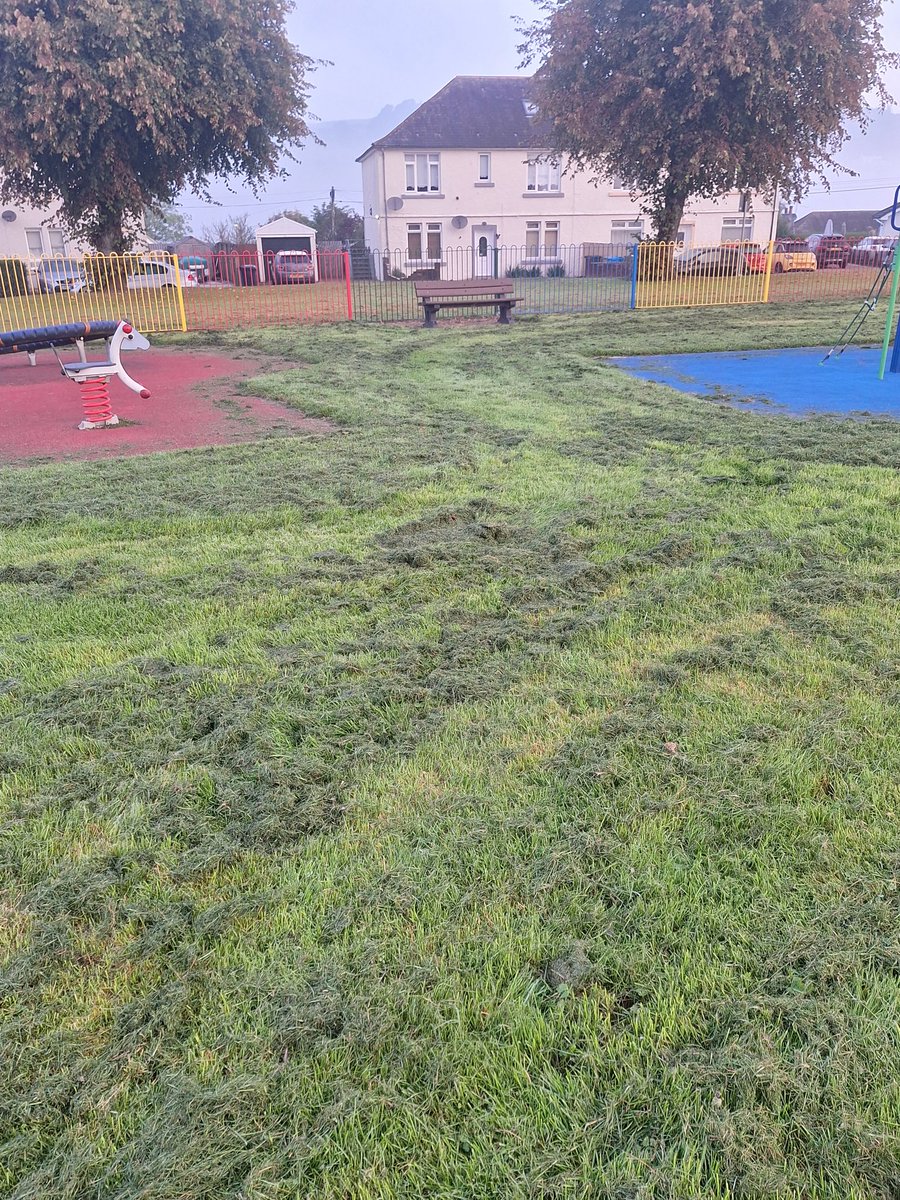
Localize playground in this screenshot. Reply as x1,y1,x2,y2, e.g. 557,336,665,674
616,190,900,419
0,344,330,463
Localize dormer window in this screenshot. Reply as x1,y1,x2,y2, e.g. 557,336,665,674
523,100,539,118
405,153,440,193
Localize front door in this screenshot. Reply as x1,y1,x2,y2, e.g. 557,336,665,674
473,227,497,277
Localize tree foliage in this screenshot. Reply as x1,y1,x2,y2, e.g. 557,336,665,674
0,0,315,251
521,0,897,241
144,204,193,243
201,213,257,248
270,202,363,243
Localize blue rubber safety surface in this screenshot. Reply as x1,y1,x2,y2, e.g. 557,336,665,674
611,345,900,419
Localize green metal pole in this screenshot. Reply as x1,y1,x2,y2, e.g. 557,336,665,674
879,253,900,380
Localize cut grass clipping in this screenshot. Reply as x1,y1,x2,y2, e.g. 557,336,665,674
1,301,899,1199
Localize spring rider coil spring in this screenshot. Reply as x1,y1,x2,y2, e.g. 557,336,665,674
77,376,119,430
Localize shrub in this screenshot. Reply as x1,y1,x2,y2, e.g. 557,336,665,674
507,265,541,278
0,258,29,297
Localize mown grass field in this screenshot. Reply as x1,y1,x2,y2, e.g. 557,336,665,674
1,302,899,1199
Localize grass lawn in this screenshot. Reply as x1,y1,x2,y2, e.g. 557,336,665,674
1,301,899,1199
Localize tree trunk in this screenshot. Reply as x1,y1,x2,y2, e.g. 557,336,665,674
92,207,127,255
653,193,687,244
643,189,688,280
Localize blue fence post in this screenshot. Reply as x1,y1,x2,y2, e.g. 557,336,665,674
629,244,639,310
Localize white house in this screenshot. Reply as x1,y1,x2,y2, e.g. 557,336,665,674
0,196,87,260
358,76,777,279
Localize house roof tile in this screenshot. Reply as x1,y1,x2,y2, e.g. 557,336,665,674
793,209,880,235
358,76,551,158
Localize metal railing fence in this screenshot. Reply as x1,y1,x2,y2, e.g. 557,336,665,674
0,253,186,333
351,242,635,322
0,241,889,336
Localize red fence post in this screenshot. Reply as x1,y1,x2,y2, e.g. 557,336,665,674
344,252,353,321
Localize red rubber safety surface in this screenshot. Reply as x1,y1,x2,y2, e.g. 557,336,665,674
0,349,331,465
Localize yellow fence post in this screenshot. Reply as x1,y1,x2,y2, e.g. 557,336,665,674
171,252,188,332
762,239,775,304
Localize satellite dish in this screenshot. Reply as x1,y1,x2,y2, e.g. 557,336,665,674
1,210,16,223
451,215,468,230
387,196,404,212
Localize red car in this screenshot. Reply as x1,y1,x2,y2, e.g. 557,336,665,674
807,235,850,268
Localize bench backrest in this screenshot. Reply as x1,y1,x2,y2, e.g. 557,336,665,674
413,280,516,299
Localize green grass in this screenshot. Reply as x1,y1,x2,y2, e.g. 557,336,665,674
1,301,899,1199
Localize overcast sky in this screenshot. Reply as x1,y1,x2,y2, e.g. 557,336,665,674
180,0,900,228
296,0,898,122
293,1,542,122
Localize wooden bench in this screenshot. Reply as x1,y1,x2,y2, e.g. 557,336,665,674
414,280,521,328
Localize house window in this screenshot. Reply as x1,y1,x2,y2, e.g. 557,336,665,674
611,219,644,244
526,157,561,193
478,236,489,257
478,153,491,182
525,221,560,257
721,216,754,243
611,175,635,192
405,153,440,193
25,228,44,257
48,228,67,255
407,222,442,260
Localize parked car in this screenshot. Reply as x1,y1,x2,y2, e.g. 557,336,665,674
849,236,897,267
126,258,198,289
271,249,316,284
744,240,817,274
34,258,90,293
807,235,850,268
674,245,748,276
178,254,209,282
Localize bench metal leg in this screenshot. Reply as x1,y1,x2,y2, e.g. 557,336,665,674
498,303,512,325
76,338,87,363
27,351,37,367
423,305,438,328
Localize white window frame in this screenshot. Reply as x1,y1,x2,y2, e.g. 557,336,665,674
25,228,44,257
477,153,491,183
721,216,754,243
48,227,67,256
404,153,441,194
526,157,561,193
406,221,442,263
525,220,561,259
611,219,644,245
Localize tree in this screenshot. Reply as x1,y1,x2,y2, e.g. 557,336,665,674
144,205,193,243
270,201,364,243
777,203,798,239
201,214,257,248
0,0,314,252
520,0,897,243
